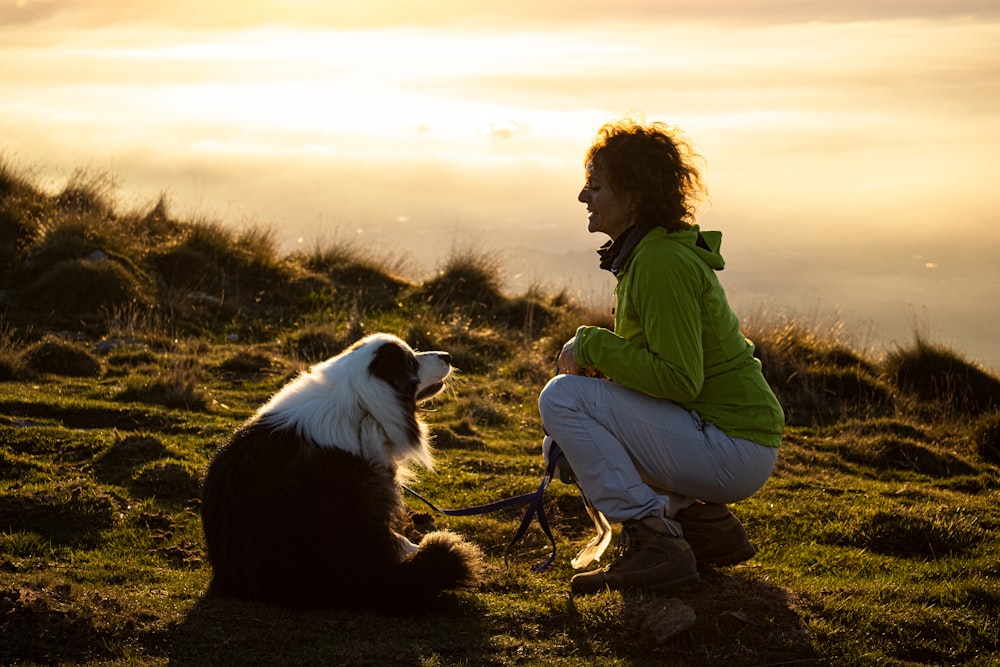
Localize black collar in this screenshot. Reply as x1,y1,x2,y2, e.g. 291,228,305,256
597,225,645,276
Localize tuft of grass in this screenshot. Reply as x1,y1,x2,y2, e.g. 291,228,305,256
298,237,411,313
886,333,1000,419
817,502,986,559
215,349,277,378
93,433,172,485
0,324,28,380
417,247,506,316
832,418,979,478
21,260,154,316
0,480,123,548
288,322,350,362
151,240,227,295
0,155,36,200
29,205,125,271
53,169,115,218
23,336,102,377
116,356,209,410
98,300,174,353
129,460,202,505
437,313,516,375
0,157,49,273
745,312,895,425
972,411,1000,464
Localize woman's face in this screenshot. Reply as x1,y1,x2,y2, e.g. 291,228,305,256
578,161,634,241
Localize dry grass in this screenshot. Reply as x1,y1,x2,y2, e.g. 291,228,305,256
1,159,999,666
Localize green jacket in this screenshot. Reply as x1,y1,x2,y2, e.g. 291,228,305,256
574,225,784,448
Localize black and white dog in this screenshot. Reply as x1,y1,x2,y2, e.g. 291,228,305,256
201,333,482,611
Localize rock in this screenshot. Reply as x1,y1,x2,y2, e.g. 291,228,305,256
633,597,696,645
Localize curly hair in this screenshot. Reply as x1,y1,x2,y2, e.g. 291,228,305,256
585,119,706,233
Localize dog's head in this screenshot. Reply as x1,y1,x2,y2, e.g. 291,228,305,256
366,336,452,407
260,333,452,476
351,333,452,473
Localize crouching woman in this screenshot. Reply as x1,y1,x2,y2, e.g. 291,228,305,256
539,118,784,595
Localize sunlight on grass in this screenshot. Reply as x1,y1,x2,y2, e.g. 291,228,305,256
1,160,998,665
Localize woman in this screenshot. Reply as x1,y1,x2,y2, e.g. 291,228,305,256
539,119,784,595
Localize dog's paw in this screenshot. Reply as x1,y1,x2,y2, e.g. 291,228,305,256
395,531,419,555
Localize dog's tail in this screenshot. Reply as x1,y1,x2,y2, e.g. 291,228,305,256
378,531,482,611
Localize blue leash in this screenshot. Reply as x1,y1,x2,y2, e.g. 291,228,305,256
402,443,562,573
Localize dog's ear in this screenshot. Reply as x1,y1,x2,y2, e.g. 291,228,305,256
394,371,420,397
368,340,420,396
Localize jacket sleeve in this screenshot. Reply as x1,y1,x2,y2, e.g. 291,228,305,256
574,251,705,403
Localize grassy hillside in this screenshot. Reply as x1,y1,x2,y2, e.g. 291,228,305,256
2,161,999,666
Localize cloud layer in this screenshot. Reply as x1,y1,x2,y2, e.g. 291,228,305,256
2,1,998,368
4,0,1000,31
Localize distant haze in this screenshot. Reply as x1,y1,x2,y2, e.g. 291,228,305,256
3,1,998,370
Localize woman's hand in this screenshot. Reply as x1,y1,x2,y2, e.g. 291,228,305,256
557,336,605,378
557,337,583,375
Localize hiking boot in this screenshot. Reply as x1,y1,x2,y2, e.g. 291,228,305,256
675,503,756,567
571,516,700,595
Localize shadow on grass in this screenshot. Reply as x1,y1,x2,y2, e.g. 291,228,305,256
557,568,822,666
0,578,173,666
165,568,821,666
167,592,492,666
0,399,193,433
678,568,820,664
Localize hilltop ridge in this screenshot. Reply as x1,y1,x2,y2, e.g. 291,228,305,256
2,159,999,665
3,159,999,423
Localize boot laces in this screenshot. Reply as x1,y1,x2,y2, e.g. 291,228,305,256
608,522,642,567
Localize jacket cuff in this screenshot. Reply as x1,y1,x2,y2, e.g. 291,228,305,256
574,325,596,367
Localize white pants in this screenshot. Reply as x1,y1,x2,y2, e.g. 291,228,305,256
538,374,778,524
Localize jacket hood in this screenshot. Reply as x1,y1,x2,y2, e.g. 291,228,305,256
691,225,726,271
602,224,726,275
663,225,726,271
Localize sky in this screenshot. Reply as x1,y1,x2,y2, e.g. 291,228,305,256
2,0,999,369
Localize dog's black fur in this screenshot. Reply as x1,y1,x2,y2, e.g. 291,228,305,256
200,334,481,612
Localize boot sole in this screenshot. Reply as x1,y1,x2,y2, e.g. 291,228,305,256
696,542,757,567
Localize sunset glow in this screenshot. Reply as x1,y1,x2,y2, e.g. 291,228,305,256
2,1,998,367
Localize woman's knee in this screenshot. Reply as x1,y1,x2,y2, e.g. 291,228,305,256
538,374,577,422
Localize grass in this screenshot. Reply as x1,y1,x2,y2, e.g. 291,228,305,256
1,162,999,665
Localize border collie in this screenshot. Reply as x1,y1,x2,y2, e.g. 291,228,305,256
201,333,482,612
